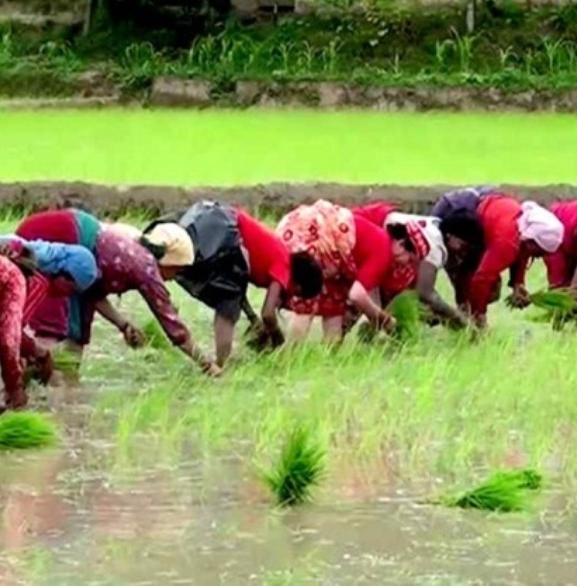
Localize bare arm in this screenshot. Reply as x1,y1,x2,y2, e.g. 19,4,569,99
348,281,385,322
416,262,468,327
138,273,217,372
261,281,283,330
95,297,129,331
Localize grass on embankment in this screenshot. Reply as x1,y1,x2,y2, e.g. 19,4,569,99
2,110,577,186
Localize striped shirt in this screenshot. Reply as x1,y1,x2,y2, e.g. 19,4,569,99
23,273,50,325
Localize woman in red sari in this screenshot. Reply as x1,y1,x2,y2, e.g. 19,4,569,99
439,194,564,327
0,242,53,412
276,200,429,342
544,200,577,289
16,208,102,345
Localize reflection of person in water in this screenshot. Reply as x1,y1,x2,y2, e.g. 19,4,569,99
0,453,69,583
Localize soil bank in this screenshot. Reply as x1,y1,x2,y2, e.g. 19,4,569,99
3,181,577,217
3,78,577,112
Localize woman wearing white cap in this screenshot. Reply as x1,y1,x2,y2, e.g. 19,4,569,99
439,193,564,328
141,201,323,367
75,222,222,376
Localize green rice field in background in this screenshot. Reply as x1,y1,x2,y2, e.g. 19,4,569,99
2,109,577,185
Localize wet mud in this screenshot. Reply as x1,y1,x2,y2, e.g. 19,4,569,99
2,181,577,217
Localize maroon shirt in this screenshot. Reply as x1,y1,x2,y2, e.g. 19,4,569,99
94,231,190,347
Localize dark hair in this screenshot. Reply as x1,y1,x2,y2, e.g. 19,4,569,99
139,235,166,260
386,223,416,254
0,243,37,276
440,210,486,270
290,252,323,299
439,210,485,249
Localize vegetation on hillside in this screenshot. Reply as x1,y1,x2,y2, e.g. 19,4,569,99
3,1,577,96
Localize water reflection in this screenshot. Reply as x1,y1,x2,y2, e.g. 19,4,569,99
0,429,576,586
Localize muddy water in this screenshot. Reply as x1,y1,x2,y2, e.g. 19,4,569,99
1,388,577,586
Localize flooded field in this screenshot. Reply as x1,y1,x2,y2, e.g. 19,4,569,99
2,210,577,584
2,110,577,186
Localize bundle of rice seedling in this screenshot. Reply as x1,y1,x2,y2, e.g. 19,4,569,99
387,290,421,343
51,348,80,374
142,319,172,350
0,412,58,451
530,289,576,330
264,425,325,507
530,289,576,313
431,468,542,512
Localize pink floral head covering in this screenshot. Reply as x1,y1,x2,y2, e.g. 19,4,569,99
277,199,357,280
517,201,564,253
276,200,357,317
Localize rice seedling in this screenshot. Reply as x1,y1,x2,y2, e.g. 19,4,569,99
142,319,172,350
508,288,577,330
263,425,325,507
51,348,81,374
431,468,543,512
529,289,576,313
0,412,58,451
387,290,421,343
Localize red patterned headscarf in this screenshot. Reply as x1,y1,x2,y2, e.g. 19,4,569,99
382,221,430,297
276,200,357,317
405,220,430,261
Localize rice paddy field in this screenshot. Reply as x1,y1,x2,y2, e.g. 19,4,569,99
2,109,577,585
3,109,577,185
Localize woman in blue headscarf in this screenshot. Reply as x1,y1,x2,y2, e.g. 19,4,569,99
0,235,98,343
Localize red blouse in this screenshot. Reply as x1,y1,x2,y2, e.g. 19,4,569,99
545,201,577,288
352,216,394,291
351,202,398,227
236,210,291,290
469,195,522,316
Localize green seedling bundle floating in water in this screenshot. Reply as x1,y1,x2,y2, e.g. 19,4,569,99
431,468,543,512
264,425,325,507
0,412,58,451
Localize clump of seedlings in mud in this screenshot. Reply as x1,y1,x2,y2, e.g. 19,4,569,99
388,290,422,343
264,425,325,507
51,347,81,374
356,290,423,345
142,319,172,350
0,412,58,451
431,468,543,512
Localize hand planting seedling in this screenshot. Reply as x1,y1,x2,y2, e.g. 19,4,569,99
429,468,543,512
387,290,422,343
244,320,285,353
264,425,325,507
0,412,58,451
507,288,577,330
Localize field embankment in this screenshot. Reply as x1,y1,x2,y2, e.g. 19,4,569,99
4,181,577,216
